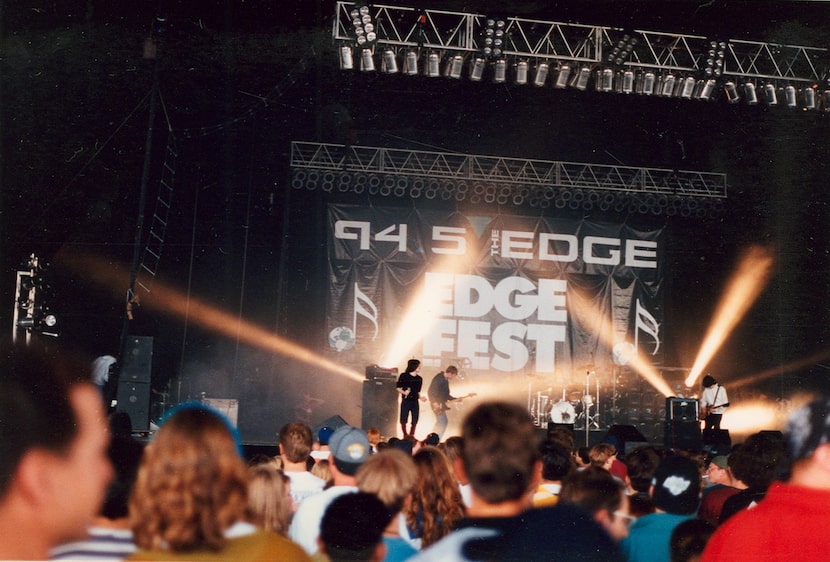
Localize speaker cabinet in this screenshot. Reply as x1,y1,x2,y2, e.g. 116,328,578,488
361,379,398,438
120,336,153,383
664,421,703,452
605,424,649,454
666,397,699,422
116,381,150,433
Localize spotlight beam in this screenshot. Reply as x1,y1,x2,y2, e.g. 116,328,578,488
685,246,775,388
729,349,830,390
55,249,364,383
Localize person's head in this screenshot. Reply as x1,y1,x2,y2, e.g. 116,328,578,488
728,430,788,490
0,341,113,559
318,426,334,447
589,442,618,471
406,358,421,374
356,449,418,513
424,432,440,446
624,445,663,493
539,439,573,482
130,404,248,552
651,455,702,515
318,492,391,562
329,425,371,478
786,398,830,485
705,455,732,486
561,467,632,542
670,518,715,562
575,446,591,468
312,458,333,487
246,464,292,535
366,427,382,447
278,422,314,463
701,375,717,389
445,365,458,379
547,425,576,452
461,401,541,505
407,446,465,547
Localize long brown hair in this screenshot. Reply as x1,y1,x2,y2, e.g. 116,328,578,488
404,446,465,548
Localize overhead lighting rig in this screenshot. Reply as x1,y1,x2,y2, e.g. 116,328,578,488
12,254,59,343
333,2,830,111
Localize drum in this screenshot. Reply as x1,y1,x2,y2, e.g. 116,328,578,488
550,400,577,424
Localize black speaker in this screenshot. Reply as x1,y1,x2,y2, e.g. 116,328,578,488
605,424,649,454
120,336,153,383
664,421,703,452
313,415,348,438
666,397,698,422
703,429,732,455
361,379,398,438
115,381,150,433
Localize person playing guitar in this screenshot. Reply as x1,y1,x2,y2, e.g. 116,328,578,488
427,366,476,439
699,374,730,431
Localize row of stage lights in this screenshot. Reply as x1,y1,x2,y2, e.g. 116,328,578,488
341,6,828,111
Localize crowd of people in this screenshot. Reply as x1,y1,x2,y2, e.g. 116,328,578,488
2,342,829,561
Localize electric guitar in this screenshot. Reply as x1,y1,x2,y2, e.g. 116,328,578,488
431,393,477,414
701,402,730,419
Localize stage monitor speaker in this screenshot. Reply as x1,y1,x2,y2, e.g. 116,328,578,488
605,424,649,454
664,421,703,452
120,336,153,383
666,397,698,422
313,415,348,439
361,379,398,438
116,381,150,433
703,428,731,455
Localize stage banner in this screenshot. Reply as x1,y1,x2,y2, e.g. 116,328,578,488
326,204,663,378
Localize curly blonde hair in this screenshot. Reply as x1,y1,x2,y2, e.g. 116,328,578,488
404,446,465,548
129,407,249,552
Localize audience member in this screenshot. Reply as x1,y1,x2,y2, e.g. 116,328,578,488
0,341,114,560
621,455,702,562
702,398,830,561
590,442,619,472
624,445,662,517
411,401,622,561
356,449,419,561
560,467,633,542
311,426,333,463
533,439,573,507
279,422,327,505
246,464,293,536
717,430,788,524
311,458,334,488
442,435,472,508
51,412,145,560
547,425,576,452
696,455,739,526
575,446,591,469
366,427,383,453
318,492,391,562
289,425,371,556
670,519,714,562
404,446,465,549
128,403,310,560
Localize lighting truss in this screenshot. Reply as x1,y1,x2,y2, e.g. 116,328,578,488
333,2,828,109
290,141,727,218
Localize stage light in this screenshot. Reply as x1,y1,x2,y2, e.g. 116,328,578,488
554,64,571,88
571,66,591,90
622,70,634,93
493,58,507,83
660,73,676,97
470,56,486,81
533,62,548,86
744,82,758,105
600,68,614,91
515,60,528,85
696,79,716,101
784,85,797,108
764,83,778,105
724,81,740,103
350,4,377,47
447,54,464,79
822,90,830,112
339,45,354,70
641,71,656,95
360,48,375,72
403,50,419,75
680,76,696,99
425,52,440,77
382,49,398,74
802,86,816,110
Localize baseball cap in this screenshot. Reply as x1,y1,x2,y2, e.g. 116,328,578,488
709,455,729,469
651,455,701,515
318,426,334,445
329,425,371,475
786,398,830,461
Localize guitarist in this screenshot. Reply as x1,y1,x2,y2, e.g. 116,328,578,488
700,374,729,431
428,366,473,438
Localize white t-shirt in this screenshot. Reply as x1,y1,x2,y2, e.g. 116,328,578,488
284,470,327,505
701,384,729,414
91,355,117,386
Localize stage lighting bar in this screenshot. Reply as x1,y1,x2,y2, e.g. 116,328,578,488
333,2,827,109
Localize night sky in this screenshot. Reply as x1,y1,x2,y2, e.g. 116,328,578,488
2,1,830,442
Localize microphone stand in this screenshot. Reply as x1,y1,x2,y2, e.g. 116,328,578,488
584,371,592,447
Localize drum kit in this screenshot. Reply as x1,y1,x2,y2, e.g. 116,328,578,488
527,365,602,431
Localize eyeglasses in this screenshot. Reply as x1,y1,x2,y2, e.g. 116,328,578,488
614,511,637,527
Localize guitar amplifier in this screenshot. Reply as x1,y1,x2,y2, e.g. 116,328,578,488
365,364,398,381
666,397,699,422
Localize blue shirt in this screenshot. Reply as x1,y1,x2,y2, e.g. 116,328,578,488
622,512,694,562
